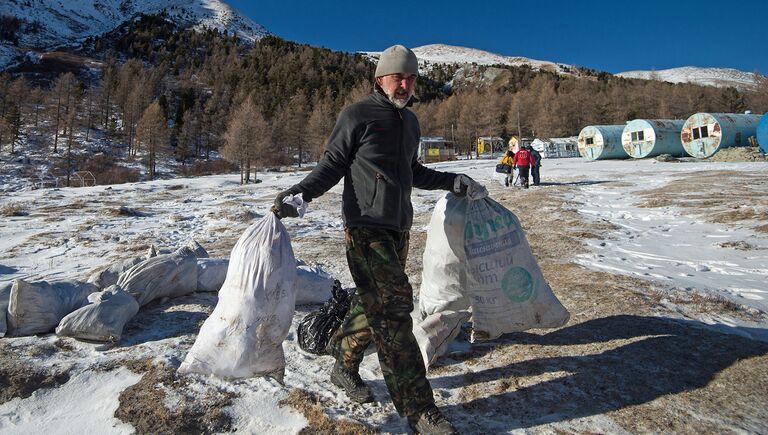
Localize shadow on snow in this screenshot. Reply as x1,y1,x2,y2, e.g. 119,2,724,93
434,315,768,430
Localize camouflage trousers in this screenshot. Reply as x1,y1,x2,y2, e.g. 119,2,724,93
328,226,435,418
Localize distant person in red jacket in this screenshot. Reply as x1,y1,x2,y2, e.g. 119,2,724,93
513,144,533,188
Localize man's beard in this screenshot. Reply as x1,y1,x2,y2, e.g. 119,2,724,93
385,88,413,109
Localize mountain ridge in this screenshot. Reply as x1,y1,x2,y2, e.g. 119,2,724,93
364,43,578,76
365,43,763,91
617,66,762,91
0,0,269,69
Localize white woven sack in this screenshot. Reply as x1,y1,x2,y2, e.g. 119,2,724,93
178,212,297,380
116,246,198,307
0,281,11,337
194,258,333,305
7,279,98,336
463,197,569,340
86,255,145,290
419,194,469,317
55,285,140,342
196,258,229,292
294,262,333,305
419,194,569,342
413,310,471,370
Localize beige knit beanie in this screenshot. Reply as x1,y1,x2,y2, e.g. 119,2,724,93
375,45,418,77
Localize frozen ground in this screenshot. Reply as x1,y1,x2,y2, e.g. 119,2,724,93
546,160,768,314
1,157,767,433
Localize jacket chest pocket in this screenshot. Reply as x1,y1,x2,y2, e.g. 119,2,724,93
366,172,388,209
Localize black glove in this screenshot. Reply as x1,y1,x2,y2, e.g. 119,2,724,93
273,188,300,219
452,174,488,200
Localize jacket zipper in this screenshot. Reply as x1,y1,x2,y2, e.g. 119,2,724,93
396,109,403,214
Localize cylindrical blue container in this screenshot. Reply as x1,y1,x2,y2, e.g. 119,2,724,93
681,113,762,158
757,113,768,154
578,125,628,160
621,119,687,158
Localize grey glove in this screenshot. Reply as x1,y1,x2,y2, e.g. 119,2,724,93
273,189,300,219
453,174,488,200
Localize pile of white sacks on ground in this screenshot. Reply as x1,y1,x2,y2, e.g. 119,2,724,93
0,239,335,342
0,194,572,382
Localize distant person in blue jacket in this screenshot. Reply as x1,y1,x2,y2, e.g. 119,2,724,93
529,145,542,186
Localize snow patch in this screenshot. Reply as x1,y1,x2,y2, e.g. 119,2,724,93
0,367,141,434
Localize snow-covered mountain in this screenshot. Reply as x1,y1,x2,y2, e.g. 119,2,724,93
364,44,578,75
0,0,269,69
617,66,762,91
365,44,763,91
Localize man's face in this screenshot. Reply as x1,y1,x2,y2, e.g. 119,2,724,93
376,73,416,109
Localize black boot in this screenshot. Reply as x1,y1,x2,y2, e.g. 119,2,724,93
409,406,457,434
330,362,374,403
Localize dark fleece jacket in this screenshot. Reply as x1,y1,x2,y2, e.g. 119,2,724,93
290,91,456,231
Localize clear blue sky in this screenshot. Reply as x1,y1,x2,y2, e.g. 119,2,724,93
228,0,768,74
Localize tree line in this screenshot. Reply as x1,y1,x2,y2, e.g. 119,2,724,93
414,65,768,155
0,26,374,184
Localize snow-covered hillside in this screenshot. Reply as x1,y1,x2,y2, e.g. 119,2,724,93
617,66,762,91
364,44,578,75
364,44,764,91
0,0,268,69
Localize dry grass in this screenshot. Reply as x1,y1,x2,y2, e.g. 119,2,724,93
124,243,153,254
167,214,188,222
105,206,148,217
206,206,258,223
667,290,745,315
230,208,258,222
278,389,374,434
711,208,768,224
0,343,71,405
33,200,89,215
636,171,768,227
179,160,239,177
201,234,241,258
4,168,767,433
706,146,768,162
115,360,236,434
719,240,757,250
96,167,142,185
0,203,27,217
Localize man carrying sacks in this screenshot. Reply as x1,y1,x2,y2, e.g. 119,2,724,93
274,44,488,434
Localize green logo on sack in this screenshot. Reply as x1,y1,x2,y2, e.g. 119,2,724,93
463,207,517,241
501,267,534,302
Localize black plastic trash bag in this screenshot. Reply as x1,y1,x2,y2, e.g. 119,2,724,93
297,280,353,355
